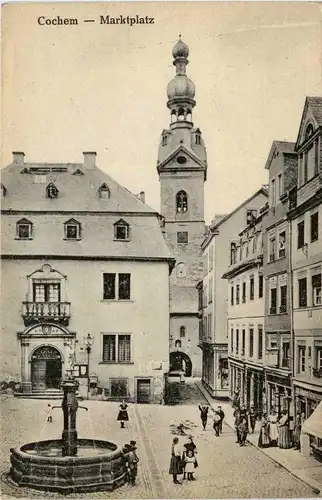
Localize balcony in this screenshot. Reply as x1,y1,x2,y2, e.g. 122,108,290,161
279,305,287,314
313,367,322,378
22,301,71,327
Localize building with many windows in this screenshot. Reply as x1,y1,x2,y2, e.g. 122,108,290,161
263,141,298,416
223,194,268,411
157,38,207,377
200,188,268,398
1,151,174,403
288,97,322,438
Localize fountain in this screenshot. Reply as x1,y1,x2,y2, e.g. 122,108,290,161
9,377,128,494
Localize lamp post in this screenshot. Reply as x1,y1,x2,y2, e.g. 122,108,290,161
83,333,94,400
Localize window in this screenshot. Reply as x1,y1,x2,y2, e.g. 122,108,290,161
314,139,319,176
242,282,246,303
103,273,131,300
236,284,240,305
33,282,61,303
208,314,212,337
282,342,290,368
231,286,234,306
258,275,263,298
249,328,254,357
231,328,234,353
297,220,305,248
208,278,213,304
203,284,208,307
33,174,46,184
162,135,168,146
305,124,314,140
230,243,237,265
195,134,201,145
110,378,129,397
270,288,277,314
277,173,283,199
298,277,307,308
180,326,186,338
242,329,246,355
175,339,182,348
102,334,131,363
304,152,308,183
46,183,58,199
246,210,257,224
269,237,276,262
271,179,276,207
176,190,188,213
310,212,319,242
236,329,239,354
258,326,263,359
250,276,254,300
73,168,84,176
64,219,81,240
316,348,322,370
16,218,33,239
177,231,188,243
280,285,287,313
298,346,306,373
114,220,130,241
312,274,322,306
98,183,110,199
279,231,286,258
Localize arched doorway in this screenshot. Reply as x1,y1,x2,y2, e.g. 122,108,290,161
31,346,62,391
169,351,192,377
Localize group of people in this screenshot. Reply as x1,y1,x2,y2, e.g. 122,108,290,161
198,402,225,436
169,436,198,484
122,440,139,486
233,405,252,446
258,409,305,450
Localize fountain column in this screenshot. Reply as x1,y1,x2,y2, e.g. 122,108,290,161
61,378,79,457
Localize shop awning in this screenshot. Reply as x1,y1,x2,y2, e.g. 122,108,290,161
302,400,322,439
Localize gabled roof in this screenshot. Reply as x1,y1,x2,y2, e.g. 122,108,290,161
157,144,206,171
1,160,156,214
295,96,322,150
265,141,296,170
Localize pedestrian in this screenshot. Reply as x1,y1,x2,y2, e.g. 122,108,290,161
217,406,225,434
182,436,197,479
122,443,132,484
232,389,240,409
238,417,248,446
248,407,257,434
212,410,221,437
277,410,291,449
46,404,53,423
293,412,301,450
234,408,241,444
169,437,183,484
198,403,209,431
258,413,270,448
180,369,185,385
184,449,197,481
127,441,139,486
268,409,278,447
117,400,129,429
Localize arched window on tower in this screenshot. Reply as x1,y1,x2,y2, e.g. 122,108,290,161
186,110,192,122
178,108,185,121
176,190,188,213
175,339,182,349
180,326,186,338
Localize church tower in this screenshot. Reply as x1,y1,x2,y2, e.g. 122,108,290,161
157,37,207,377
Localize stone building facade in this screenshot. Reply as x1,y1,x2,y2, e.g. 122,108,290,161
157,38,207,377
200,188,268,398
1,152,174,402
263,141,298,416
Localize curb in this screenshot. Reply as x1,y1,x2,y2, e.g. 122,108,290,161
194,381,321,496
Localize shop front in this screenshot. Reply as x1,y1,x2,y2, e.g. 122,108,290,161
265,369,292,416
245,364,265,414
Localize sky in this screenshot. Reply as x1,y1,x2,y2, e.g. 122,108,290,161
1,2,322,224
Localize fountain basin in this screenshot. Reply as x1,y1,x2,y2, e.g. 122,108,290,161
10,439,127,494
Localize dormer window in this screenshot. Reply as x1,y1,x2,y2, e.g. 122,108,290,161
64,219,81,240
114,219,130,241
305,123,314,141
246,210,257,224
195,134,201,145
98,183,110,199
1,184,7,197
73,169,84,176
46,183,58,199
162,135,168,146
176,190,188,213
16,218,33,239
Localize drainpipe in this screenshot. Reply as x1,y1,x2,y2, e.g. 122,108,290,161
288,218,295,419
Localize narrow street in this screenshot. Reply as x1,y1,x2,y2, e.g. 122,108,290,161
0,384,318,499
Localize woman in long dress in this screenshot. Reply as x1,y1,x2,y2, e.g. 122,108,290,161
258,413,270,448
278,411,291,449
169,437,183,484
117,400,129,428
268,409,278,446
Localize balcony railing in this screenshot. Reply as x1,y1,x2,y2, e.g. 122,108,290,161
313,367,322,378
281,358,290,369
22,301,71,326
270,306,277,315
279,305,287,314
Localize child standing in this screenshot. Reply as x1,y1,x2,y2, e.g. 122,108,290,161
46,404,53,423
184,449,197,481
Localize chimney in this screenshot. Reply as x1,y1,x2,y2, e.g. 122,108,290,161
13,152,25,165
138,191,145,203
83,151,97,168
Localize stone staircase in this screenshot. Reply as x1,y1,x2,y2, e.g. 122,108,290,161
15,389,64,400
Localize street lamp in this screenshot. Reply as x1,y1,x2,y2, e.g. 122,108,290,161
83,333,94,399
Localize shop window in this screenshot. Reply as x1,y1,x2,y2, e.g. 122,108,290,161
310,212,319,243
102,334,131,363
103,273,131,300
298,277,307,308
114,219,130,240
279,231,286,258
312,274,322,306
297,221,305,249
176,190,188,213
298,346,306,374
110,378,129,397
